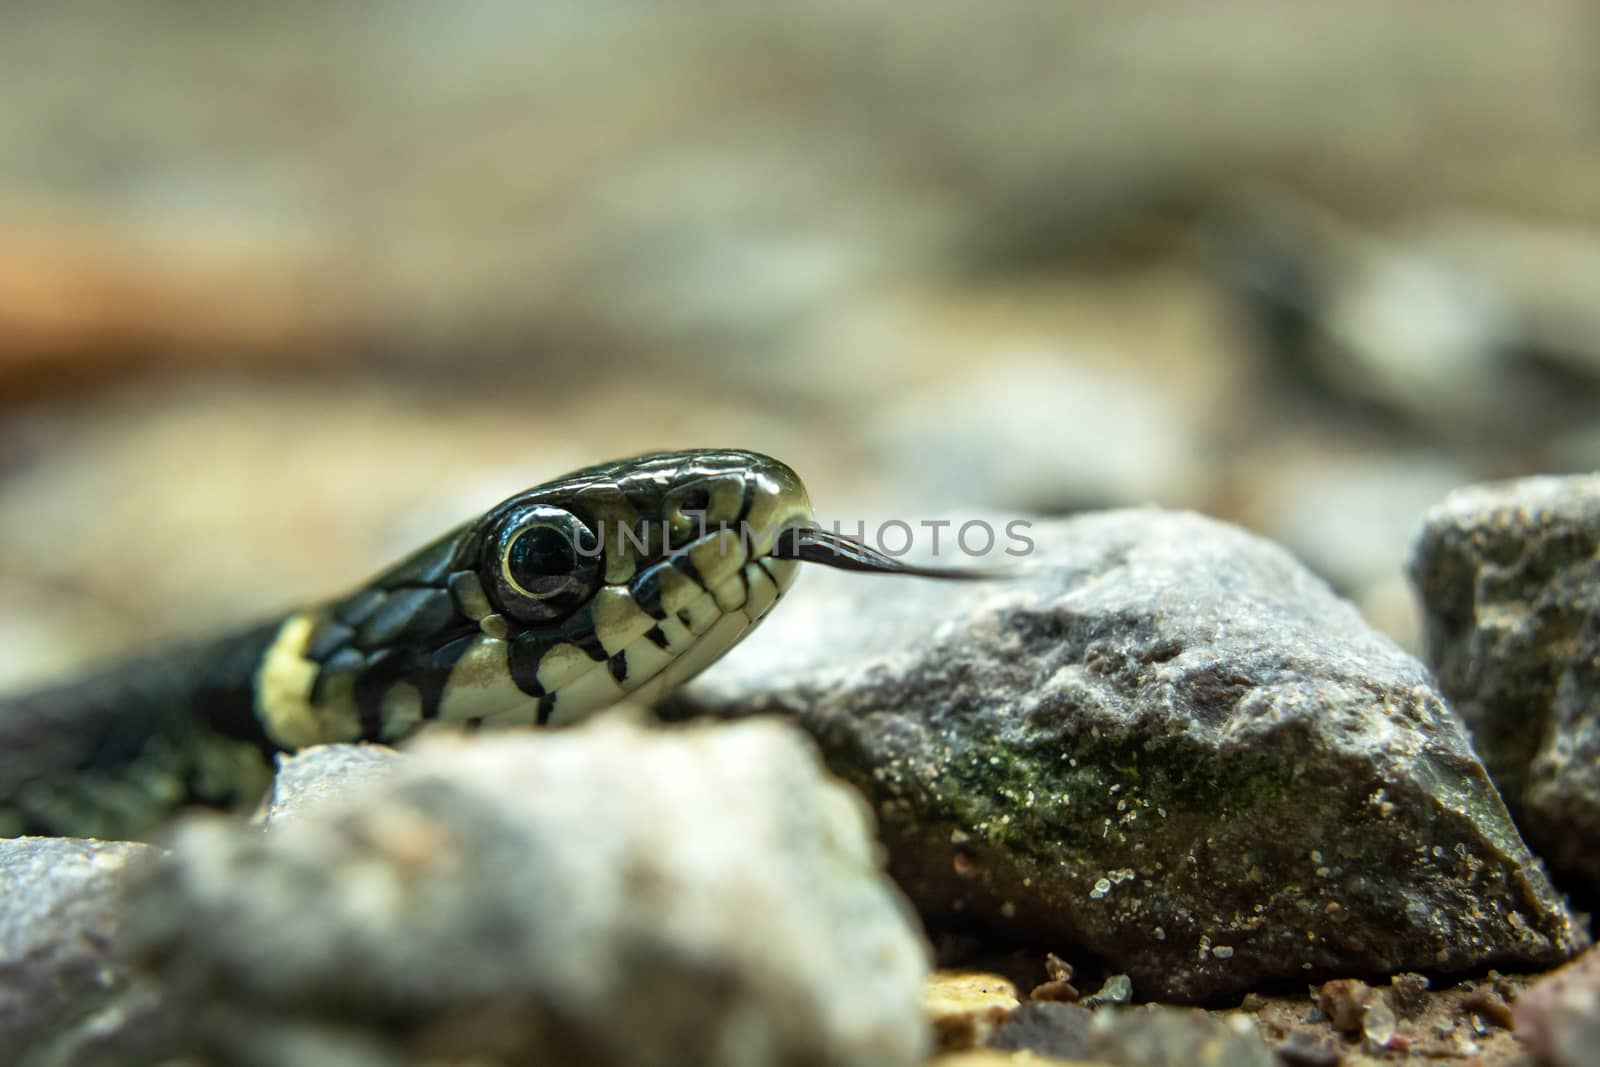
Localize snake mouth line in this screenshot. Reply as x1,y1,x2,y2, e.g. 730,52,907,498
602,553,794,713
445,536,801,731
600,527,801,700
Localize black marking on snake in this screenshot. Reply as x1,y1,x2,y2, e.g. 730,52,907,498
754,558,779,589
644,625,669,650
425,634,478,720
628,562,670,621
536,691,558,725
351,625,475,732
672,552,706,591
567,626,608,663
416,625,477,723
676,608,694,629
354,648,406,738
608,651,629,684
543,602,609,663
736,472,755,525
507,631,551,698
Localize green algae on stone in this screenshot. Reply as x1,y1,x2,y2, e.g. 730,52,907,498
674,510,1587,1001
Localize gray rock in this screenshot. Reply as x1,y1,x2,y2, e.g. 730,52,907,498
985,1002,1096,1060
1411,475,1600,892
116,721,931,1067
257,742,401,825
0,837,153,1051
672,510,1585,1001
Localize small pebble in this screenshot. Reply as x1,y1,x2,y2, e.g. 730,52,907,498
1361,995,1397,1048
1317,978,1373,1033
1081,974,1133,1008
1460,988,1515,1030
1027,978,1080,1004
1387,971,1430,1018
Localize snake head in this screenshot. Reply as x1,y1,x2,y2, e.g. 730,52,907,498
258,450,817,747
466,448,817,717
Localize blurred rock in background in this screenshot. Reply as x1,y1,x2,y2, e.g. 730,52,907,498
1,2,1598,685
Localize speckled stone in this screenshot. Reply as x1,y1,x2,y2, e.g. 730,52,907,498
989,1002,1275,1066
673,510,1586,1001
117,721,931,1067
258,742,401,825
1411,475,1600,893
0,837,154,1051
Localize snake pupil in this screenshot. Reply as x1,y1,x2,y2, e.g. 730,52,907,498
507,526,579,598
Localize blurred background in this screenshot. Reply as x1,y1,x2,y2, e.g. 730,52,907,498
2,3,1597,694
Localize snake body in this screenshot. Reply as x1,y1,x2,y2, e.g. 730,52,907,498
0,449,815,839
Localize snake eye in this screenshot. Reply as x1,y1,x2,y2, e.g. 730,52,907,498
486,506,602,623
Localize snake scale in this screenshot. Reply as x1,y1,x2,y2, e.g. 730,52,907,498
0,449,978,840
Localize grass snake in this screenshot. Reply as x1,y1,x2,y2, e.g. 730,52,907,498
0,449,985,840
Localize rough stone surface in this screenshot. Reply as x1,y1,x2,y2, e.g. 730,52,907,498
0,837,153,1052
1411,475,1600,893
989,1002,1275,1067
672,510,1586,1001
258,742,401,825
1216,969,1538,1066
112,721,931,1067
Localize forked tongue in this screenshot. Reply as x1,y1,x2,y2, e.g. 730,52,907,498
768,524,1012,580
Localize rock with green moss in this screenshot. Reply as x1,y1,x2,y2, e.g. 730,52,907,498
674,510,1586,1001
1411,475,1600,895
